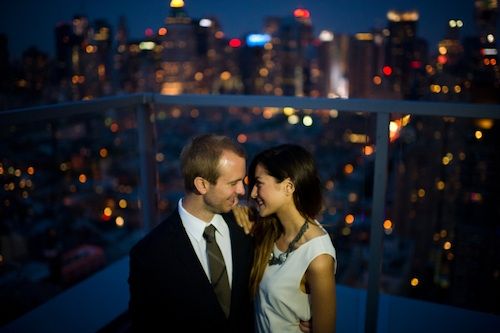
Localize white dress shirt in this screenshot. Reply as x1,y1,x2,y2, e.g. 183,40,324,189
178,198,233,287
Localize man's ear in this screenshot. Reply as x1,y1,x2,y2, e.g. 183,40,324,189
194,176,209,194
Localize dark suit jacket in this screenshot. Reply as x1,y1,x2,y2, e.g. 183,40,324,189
128,208,254,332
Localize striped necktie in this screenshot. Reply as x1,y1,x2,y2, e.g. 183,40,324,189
203,224,231,317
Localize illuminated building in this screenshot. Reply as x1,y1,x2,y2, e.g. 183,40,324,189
428,20,469,103
349,30,399,99
277,8,314,96
239,33,274,95
157,0,199,95
385,10,428,99
316,31,350,98
53,16,114,100
87,19,113,97
195,17,241,94
475,0,498,52
349,32,376,98
471,0,499,102
69,15,90,98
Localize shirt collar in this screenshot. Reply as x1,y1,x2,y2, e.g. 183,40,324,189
178,198,226,241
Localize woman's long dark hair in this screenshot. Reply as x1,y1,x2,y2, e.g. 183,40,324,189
248,144,323,296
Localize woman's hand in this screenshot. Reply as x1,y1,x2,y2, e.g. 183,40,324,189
232,205,254,235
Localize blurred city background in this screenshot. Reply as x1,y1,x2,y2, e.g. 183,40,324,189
0,0,499,331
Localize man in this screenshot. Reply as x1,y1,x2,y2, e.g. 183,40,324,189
128,134,254,332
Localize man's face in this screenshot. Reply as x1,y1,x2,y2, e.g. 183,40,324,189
203,150,246,214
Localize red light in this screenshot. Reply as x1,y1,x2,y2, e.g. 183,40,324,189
293,8,310,19
158,27,167,36
437,55,448,64
410,60,422,69
382,66,393,76
145,28,153,37
229,38,242,48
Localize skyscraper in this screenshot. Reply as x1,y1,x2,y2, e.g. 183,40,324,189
385,10,428,99
277,8,314,96
471,0,499,102
158,0,199,95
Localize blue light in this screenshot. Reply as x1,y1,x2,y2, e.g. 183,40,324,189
246,34,271,47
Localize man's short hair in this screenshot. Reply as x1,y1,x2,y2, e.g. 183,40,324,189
180,134,246,192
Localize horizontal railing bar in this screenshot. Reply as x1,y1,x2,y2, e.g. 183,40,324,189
152,94,500,119
1,94,499,123
0,93,150,124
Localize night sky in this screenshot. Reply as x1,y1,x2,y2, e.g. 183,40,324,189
0,0,482,60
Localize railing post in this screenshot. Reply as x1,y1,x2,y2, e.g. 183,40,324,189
136,101,158,231
365,111,390,333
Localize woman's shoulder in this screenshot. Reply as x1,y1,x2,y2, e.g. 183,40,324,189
303,220,328,241
301,221,336,260
302,223,337,273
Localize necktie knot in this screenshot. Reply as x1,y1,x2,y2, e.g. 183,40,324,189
203,224,217,243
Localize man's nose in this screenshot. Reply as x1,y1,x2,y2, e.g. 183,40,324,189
236,181,245,195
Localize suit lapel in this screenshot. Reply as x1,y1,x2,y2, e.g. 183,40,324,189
166,210,212,286
225,213,245,293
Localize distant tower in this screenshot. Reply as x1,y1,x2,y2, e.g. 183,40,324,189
278,8,314,96
429,19,468,103
349,32,377,98
385,10,428,99
475,1,499,74
114,16,129,89
54,22,75,82
158,0,199,94
89,19,113,95
475,0,498,46
239,33,273,95
317,30,337,97
20,47,49,100
115,16,129,57
167,0,190,22
441,19,465,67
471,0,499,102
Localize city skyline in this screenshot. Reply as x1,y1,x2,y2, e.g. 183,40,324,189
0,0,482,60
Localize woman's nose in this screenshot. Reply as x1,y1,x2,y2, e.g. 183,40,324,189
236,181,245,196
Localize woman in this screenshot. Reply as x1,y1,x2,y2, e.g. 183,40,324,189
248,144,337,333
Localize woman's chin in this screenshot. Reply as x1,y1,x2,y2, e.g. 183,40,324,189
257,208,269,217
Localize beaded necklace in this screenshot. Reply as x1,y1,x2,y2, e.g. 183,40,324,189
269,219,309,265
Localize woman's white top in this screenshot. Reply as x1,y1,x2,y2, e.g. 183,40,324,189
255,228,336,333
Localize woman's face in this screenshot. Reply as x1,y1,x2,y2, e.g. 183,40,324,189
250,164,289,217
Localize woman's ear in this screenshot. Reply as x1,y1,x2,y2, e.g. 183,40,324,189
194,176,209,194
284,178,295,195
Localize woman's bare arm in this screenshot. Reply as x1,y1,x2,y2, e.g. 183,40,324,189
306,254,336,333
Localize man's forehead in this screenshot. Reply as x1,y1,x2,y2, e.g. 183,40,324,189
219,150,245,166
